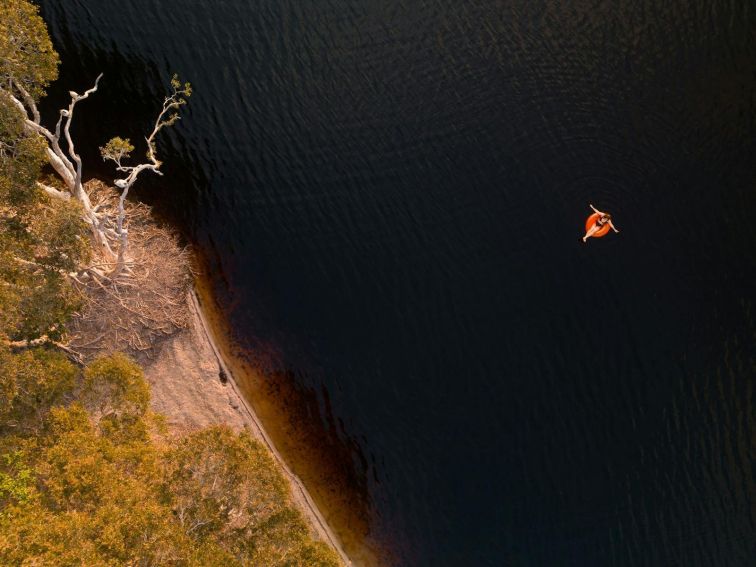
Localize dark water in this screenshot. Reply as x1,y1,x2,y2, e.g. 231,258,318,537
39,1,755,565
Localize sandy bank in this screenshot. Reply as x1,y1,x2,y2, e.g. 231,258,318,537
141,288,352,565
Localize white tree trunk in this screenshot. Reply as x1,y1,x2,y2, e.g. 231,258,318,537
4,76,116,263
6,73,190,279
45,147,76,189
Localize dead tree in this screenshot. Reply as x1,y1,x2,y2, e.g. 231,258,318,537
6,75,108,251
100,75,192,276
3,73,191,278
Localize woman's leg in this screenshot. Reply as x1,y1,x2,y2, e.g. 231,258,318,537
583,225,599,242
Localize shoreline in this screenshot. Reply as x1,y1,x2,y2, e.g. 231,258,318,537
190,268,388,567
186,288,352,565
136,279,351,564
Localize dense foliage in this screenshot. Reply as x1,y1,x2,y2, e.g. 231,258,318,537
0,0,59,99
0,352,340,565
0,2,341,564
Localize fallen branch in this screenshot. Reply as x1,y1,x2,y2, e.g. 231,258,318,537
5,336,85,366
67,181,192,361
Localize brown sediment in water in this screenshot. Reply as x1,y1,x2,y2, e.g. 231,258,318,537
192,263,392,566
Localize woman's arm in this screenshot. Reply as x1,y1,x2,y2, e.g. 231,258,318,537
609,221,619,233
590,204,604,215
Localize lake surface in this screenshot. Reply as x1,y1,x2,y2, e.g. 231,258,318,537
39,1,755,565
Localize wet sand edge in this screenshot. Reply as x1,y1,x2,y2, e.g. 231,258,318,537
184,286,353,565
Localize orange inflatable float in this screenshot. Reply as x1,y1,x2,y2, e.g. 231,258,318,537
585,212,610,237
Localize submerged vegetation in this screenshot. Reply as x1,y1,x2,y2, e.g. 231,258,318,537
0,1,340,564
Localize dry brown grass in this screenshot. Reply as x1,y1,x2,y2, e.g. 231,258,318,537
68,180,192,362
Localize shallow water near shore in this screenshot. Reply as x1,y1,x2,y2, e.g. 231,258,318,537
39,1,755,565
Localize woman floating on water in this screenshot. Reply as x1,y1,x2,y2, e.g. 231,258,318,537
582,204,619,242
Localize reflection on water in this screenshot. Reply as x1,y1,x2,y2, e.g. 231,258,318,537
40,0,755,565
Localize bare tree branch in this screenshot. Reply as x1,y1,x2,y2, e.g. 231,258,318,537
11,79,40,123
36,181,70,201
62,73,103,191
101,75,191,275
